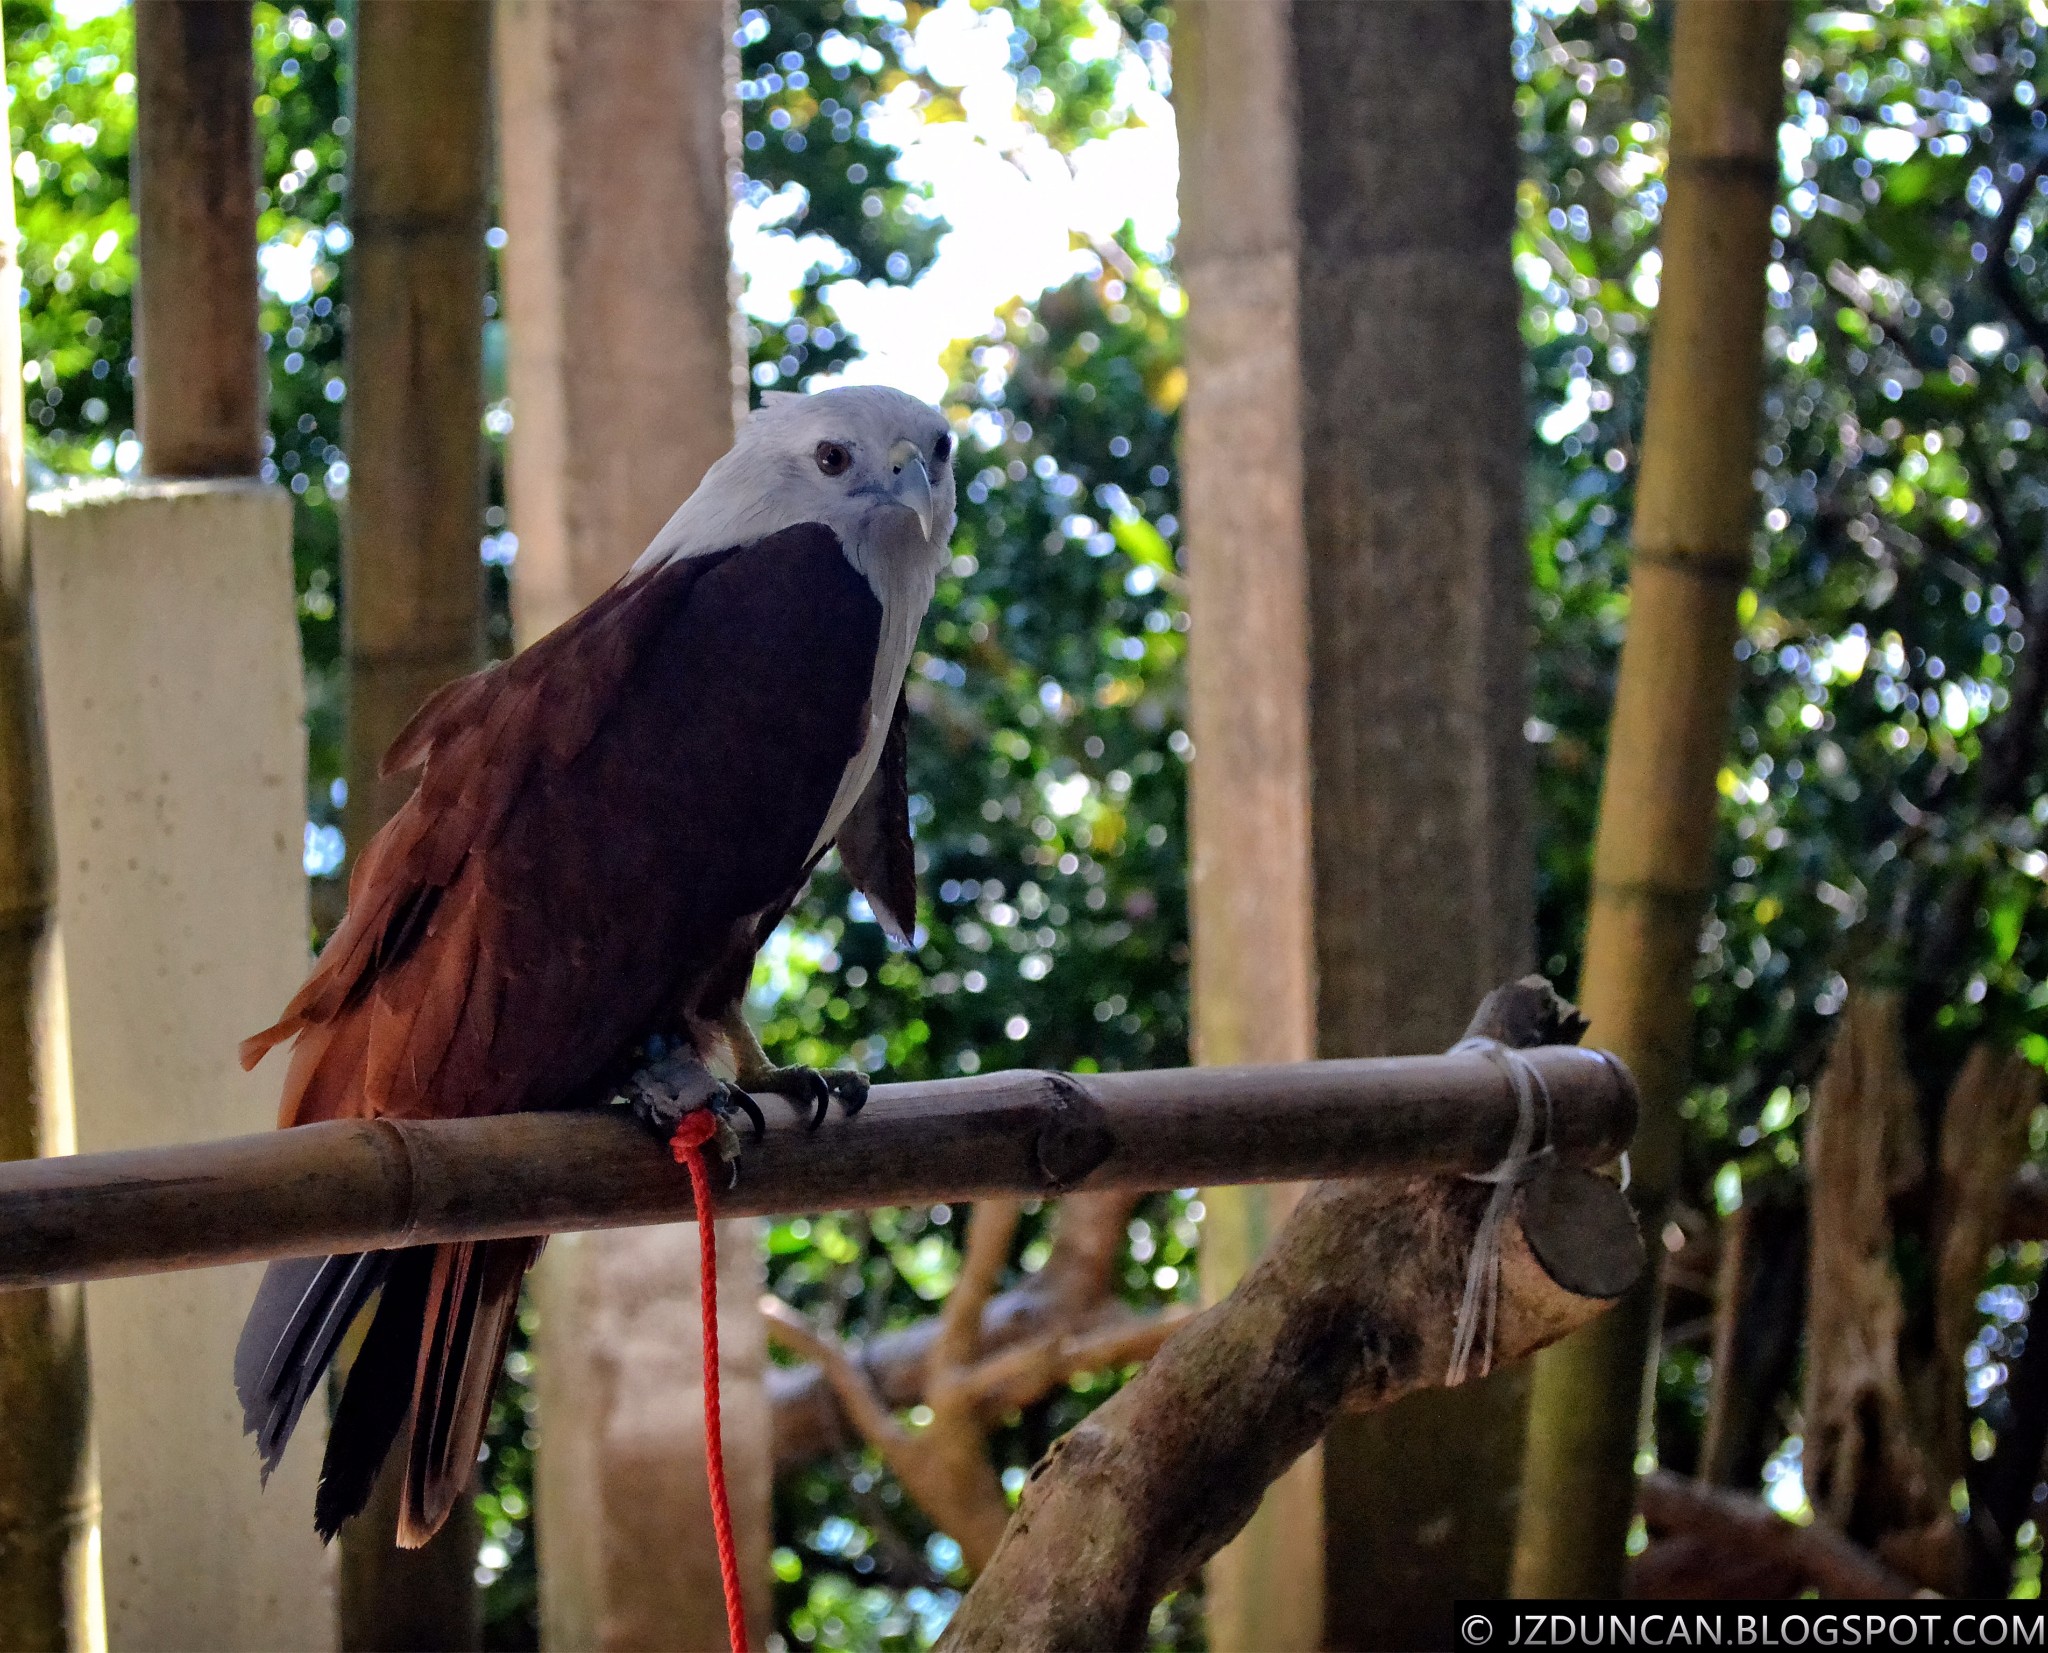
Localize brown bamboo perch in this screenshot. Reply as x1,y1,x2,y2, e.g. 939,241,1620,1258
938,982,1646,1652
0,1043,1634,1292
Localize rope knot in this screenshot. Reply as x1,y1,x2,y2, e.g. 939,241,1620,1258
1445,1036,1556,1387
669,1108,719,1160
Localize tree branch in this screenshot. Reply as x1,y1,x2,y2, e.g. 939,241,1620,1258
933,1201,1021,1379
1634,1472,1924,1600
760,1295,913,1458
915,1199,1028,1570
760,1201,1190,1573
762,1292,1017,1567
767,1191,1156,1474
965,1306,1194,1417
937,981,1642,1651
1040,1191,1144,1317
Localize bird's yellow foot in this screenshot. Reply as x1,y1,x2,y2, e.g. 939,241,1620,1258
737,1064,870,1130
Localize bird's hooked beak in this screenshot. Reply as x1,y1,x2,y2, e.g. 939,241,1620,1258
885,439,935,541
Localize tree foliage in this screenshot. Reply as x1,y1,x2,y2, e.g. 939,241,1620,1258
1521,0,2048,1587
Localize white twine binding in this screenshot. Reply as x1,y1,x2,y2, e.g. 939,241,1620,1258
1444,1038,1555,1387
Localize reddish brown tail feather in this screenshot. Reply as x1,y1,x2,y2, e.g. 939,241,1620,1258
398,1237,538,1547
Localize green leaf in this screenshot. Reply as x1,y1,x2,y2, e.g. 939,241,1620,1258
1112,514,1174,571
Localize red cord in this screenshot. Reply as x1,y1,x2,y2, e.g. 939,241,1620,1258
671,1110,750,1653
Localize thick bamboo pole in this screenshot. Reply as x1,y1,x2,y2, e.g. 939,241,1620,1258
338,6,491,1641
1512,0,1791,1600
492,7,755,1641
0,61,95,1653
132,0,263,478
342,0,489,847
1173,6,1321,1640
0,1050,1636,1291
1178,1,1530,1641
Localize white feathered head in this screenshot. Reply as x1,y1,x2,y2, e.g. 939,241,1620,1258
637,386,958,577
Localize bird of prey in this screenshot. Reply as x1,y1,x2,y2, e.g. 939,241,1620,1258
234,385,956,1546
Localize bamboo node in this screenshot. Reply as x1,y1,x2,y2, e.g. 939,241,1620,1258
367,1117,423,1247
1031,1073,1114,1189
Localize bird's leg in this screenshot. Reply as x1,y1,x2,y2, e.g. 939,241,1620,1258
717,1003,869,1130
613,1035,764,1172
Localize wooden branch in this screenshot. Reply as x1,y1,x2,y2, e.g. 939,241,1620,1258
764,1194,1185,1570
760,1297,914,1458
1040,1191,1144,1317
1635,1471,1924,1600
767,1272,1186,1562
769,1193,1144,1473
762,1292,1029,1574
764,1273,1175,1576
1932,1045,2043,1489
920,1199,1026,1568
1697,1195,1807,1491
1804,990,1947,1552
768,1288,1191,1474
938,1165,1639,1650
934,1201,1021,1378
965,1307,1193,1417
771,1282,1062,1472
0,1049,1635,1291
938,983,1644,1651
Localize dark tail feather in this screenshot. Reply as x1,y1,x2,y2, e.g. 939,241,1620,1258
242,1240,535,1546
235,1251,390,1480
315,1247,436,1540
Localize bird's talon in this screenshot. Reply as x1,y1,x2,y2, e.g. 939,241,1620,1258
713,1083,766,1143
743,1063,870,1128
707,1108,746,1172
825,1071,870,1117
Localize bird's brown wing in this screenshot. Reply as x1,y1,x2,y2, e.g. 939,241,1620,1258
237,522,887,1545
242,520,886,1127
835,688,917,943
238,540,731,1114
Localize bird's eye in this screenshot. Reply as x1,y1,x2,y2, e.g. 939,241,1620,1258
815,442,852,477
933,433,953,465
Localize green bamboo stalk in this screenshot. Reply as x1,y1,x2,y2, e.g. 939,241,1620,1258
1511,0,1792,1599
0,27,98,1643
335,3,492,1645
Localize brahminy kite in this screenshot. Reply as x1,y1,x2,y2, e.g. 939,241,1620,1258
234,385,956,1545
